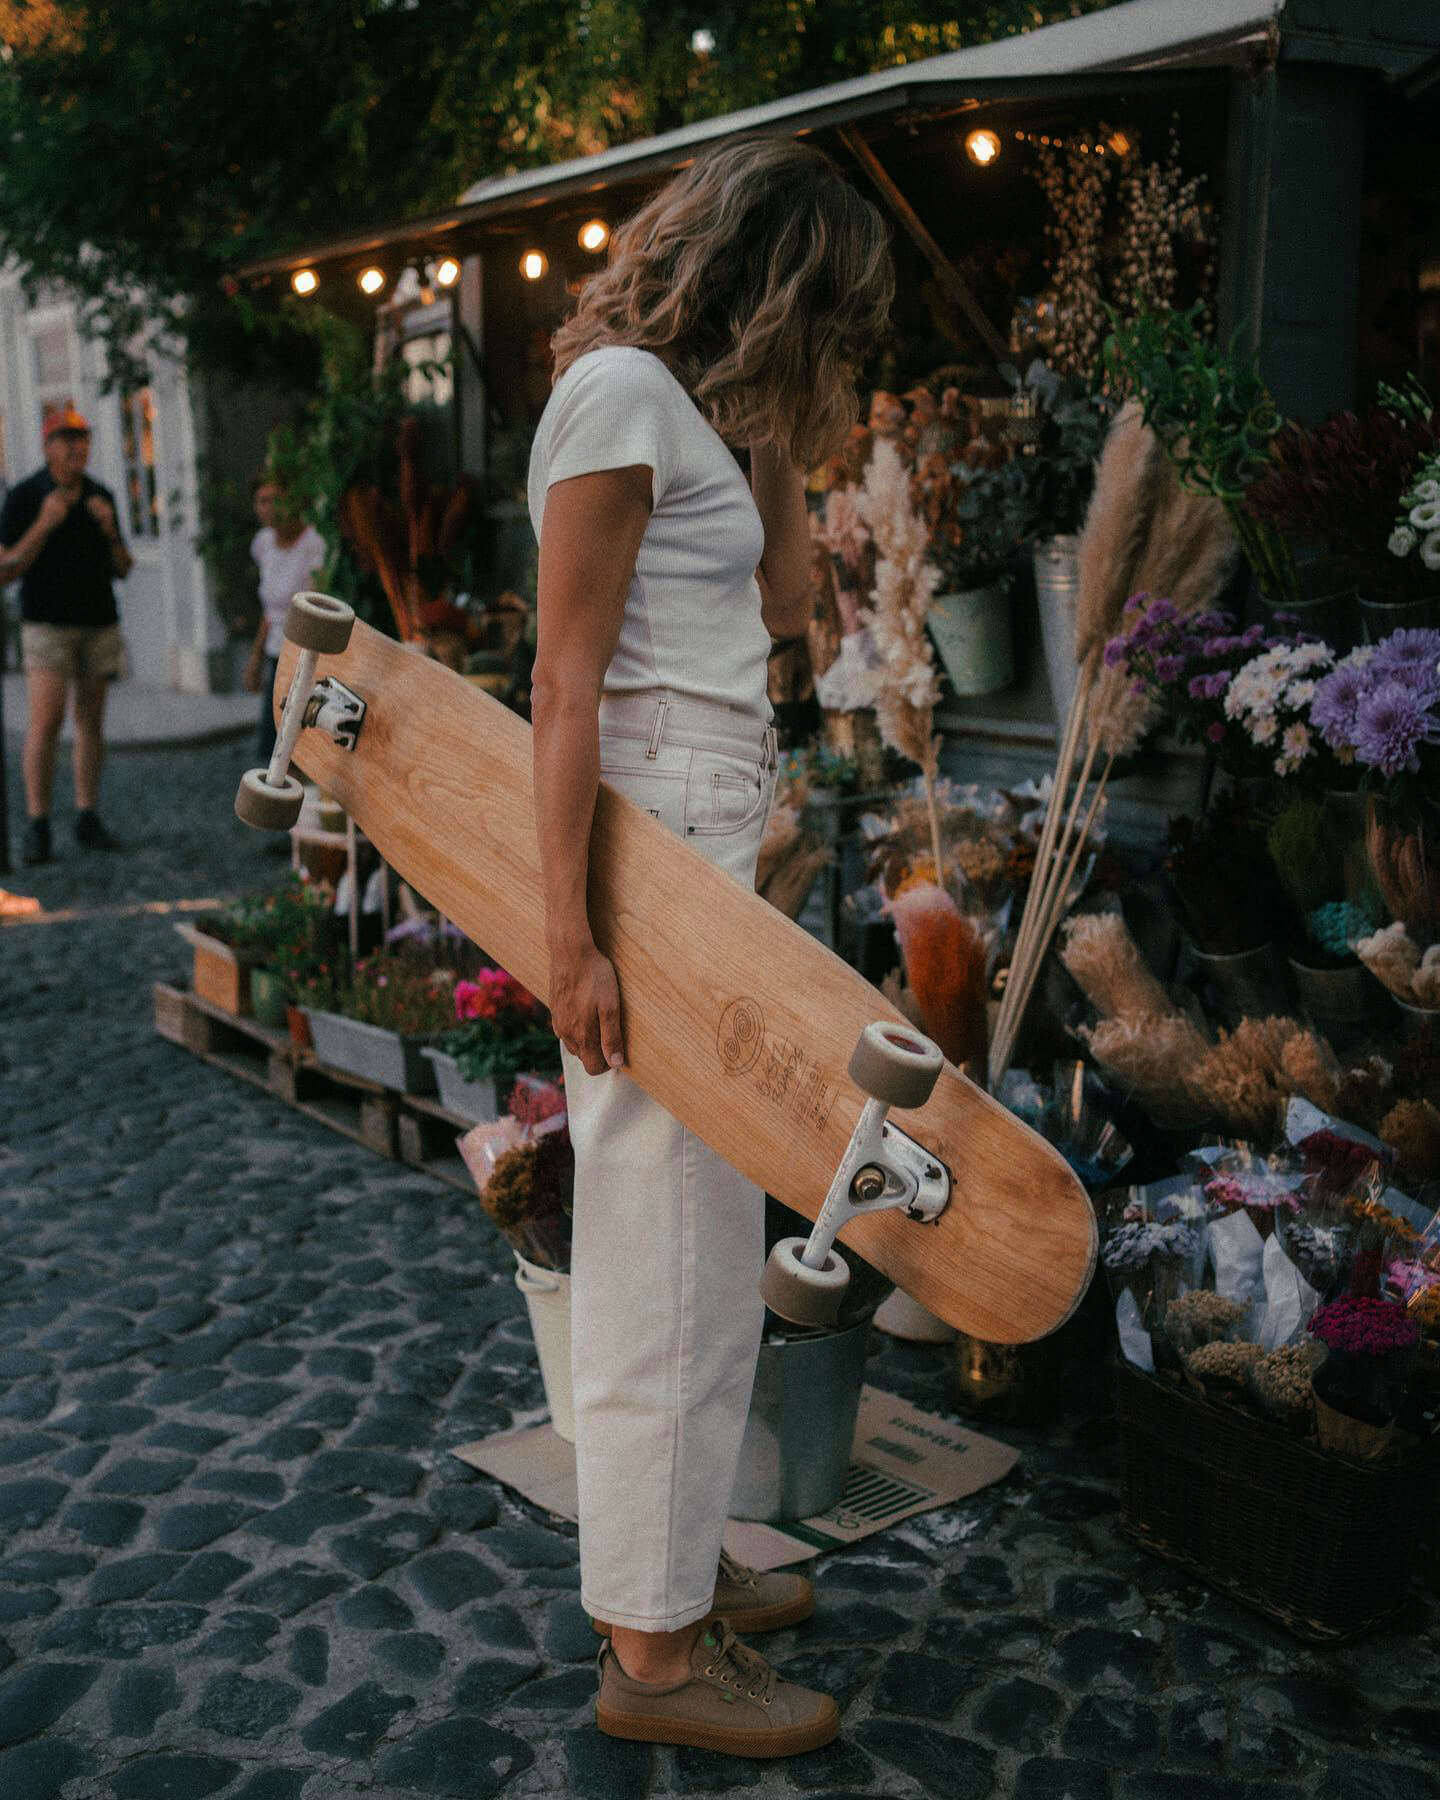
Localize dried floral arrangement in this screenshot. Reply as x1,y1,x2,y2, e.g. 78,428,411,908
458,1076,572,1270
1356,922,1440,1012
988,400,1238,1086
1245,388,1440,604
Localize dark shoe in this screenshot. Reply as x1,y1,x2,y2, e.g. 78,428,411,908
594,1551,815,1639
21,817,53,867
595,1621,839,1757
74,809,122,851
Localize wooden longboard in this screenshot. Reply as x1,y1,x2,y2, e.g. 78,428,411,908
278,623,1096,1343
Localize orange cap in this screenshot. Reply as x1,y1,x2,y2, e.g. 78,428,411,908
44,406,91,441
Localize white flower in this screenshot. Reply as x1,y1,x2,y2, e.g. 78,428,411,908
1416,479,1440,503
1409,500,1440,531
1250,710,1278,745
1287,679,1318,707
1422,530,1440,573
1390,525,1418,558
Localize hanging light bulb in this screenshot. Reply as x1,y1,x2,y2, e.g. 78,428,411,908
577,219,609,253
434,256,462,288
520,250,549,281
290,268,319,297
964,128,1002,168
358,266,387,296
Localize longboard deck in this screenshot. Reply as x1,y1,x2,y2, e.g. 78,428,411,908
278,624,1097,1342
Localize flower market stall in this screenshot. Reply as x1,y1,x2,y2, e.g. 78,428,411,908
210,0,1440,1627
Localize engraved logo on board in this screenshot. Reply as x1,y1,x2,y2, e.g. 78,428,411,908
717,998,765,1074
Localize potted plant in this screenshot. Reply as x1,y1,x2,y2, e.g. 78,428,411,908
424,966,560,1122
967,362,1110,718
303,951,457,1092
223,873,341,1030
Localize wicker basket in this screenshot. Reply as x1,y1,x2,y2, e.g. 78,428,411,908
1115,1359,1428,1643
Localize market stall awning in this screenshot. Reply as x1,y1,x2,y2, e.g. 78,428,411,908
236,0,1287,287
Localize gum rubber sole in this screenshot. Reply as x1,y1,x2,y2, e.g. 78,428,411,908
591,1590,816,1638
595,1697,841,1757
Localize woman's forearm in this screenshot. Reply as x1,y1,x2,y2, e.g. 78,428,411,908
531,679,603,953
750,442,812,638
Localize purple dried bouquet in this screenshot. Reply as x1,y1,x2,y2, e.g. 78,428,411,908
1103,596,1285,774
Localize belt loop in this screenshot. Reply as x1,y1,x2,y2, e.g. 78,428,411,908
763,725,778,771
646,697,669,760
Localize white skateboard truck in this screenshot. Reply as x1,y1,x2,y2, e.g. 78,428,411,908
761,1022,951,1328
234,594,364,831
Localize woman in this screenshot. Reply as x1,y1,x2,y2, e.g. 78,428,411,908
528,135,893,1758
244,476,326,762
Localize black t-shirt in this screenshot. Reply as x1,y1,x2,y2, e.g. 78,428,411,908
0,468,123,628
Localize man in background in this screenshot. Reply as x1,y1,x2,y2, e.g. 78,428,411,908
0,408,132,866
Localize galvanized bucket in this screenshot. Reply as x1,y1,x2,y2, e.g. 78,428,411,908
927,580,1013,697
730,1322,870,1523
1034,535,1081,724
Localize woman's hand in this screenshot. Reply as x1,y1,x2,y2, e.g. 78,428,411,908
548,935,625,1075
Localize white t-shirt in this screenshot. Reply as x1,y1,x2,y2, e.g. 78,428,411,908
252,524,326,658
527,346,772,722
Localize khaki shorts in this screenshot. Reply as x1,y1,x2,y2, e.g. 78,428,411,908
21,622,129,682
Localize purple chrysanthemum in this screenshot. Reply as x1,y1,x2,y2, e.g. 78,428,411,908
1350,678,1440,776
1369,627,1440,680
1310,661,1370,749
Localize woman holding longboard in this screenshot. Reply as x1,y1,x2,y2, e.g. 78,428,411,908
527,136,894,1758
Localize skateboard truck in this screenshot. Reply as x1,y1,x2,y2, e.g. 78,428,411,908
233,593,359,833
761,1023,951,1329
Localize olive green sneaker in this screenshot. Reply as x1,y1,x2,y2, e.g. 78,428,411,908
595,1620,840,1757
592,1550,815,1639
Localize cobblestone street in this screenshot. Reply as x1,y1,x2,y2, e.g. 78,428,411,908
2,733,1438,1800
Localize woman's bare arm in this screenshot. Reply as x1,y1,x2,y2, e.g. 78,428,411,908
531,464,653,1075
750,442,812,640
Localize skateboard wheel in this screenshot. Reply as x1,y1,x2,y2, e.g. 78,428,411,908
848,1021,943,1110
283,591,354,655
760,1238,849,1329
234,768,305,831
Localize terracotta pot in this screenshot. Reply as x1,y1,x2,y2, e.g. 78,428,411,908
286,1005,313,1051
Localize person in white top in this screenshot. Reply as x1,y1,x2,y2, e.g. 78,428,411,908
528,135,893,1758
244,477,326,760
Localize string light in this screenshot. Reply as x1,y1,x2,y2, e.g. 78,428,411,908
520,250,549,281
963,128,1001,168
1011,128,1134,157
577,219,610,252
358,267,386,296
290,269,318,297
434,257,462,288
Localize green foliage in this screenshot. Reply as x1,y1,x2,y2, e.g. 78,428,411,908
1104,303,1300,608
0,0,1114,380
965,361,1110,545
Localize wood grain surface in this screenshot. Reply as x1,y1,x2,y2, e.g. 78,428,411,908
277,624,1097,1342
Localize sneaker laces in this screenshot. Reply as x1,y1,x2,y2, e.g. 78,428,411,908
700,1621,777,1705
716,1549,760,1595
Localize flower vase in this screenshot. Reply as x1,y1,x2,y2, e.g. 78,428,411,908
927,580,1013,697
1034,536,1081,723
1189,941,1288,1021
513,1252,574,1441
1359,594,1438,643
1311,1387,1395,1461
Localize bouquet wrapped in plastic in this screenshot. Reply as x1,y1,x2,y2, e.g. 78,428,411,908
458,1075,573,1271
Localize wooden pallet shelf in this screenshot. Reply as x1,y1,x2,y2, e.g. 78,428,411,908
154,982,476,1191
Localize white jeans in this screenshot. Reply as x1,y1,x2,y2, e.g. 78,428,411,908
562,691,778,1632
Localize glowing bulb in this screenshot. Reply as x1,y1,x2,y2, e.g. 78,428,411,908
520,250,549,281
1107,130,1132,157
434,257,461,288
358,266,386,296
964,129,1001,167
290,268,319,297
578,219,609,253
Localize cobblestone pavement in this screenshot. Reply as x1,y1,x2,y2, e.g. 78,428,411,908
2,736,1439,1800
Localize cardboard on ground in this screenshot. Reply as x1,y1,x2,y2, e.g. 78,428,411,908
452,1387,1020,1571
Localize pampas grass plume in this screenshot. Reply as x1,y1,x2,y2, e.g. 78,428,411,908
1074,403,1166,663
1060,912,1171,1020
1076,1012,1210,1128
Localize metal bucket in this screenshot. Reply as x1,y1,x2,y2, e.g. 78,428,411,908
730,1322,870,1523
1034,536,1081,723
927,581,1013,697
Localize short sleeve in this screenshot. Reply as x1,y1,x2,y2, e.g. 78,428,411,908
540,350,674,507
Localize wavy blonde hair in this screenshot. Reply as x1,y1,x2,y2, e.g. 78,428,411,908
551,136,894,470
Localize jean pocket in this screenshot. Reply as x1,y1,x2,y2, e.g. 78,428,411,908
685,753,770,838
